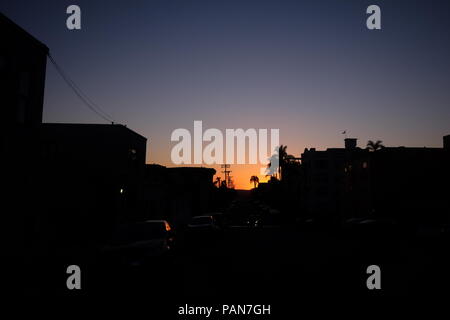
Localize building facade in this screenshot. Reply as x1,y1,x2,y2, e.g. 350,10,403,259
144,165,216,226
301,136,450,225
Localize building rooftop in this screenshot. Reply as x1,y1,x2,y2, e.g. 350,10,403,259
1,12,49,53
41,123,147,141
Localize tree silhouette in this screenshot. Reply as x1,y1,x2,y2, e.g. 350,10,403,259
266,145,298,180
250,175,259,188
277,145,296,180
366,140,384,151
266,161,277,179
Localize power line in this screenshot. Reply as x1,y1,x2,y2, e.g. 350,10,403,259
48,53,113,122
47,53,115,124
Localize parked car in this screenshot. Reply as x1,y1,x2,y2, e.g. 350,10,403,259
100,220,175,266
246,214,262,228
185,215,223,249
187,215,221,232
343,217,399,239
341,216,411,260
210,212,231,229
260,213,282,227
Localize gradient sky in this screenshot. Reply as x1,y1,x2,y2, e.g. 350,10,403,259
2,0,450,189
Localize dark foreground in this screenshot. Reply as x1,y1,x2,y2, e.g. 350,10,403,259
22,198,449,305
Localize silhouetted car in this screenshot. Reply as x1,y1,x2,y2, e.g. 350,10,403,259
342,217,410,260
358,218,397,231
343,217,399,237
185,215,223,248
187,215,221,232
296,218,321,230
100,220,175,266
210,212,229,228
246,215,262,228
295,217,338,232
260,213,282,227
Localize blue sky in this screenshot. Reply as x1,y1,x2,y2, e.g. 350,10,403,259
2,0,449,187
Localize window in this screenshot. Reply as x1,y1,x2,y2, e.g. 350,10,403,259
129,148,137,160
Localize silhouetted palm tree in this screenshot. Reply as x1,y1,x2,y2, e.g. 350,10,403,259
366,140,384,151
265,145,296,180
214,176,221,187
278,145,296,180
250,175,259,188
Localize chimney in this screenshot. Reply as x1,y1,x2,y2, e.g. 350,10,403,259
444,135,450,150
345,138,357,150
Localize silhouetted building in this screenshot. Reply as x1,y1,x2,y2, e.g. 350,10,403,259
144,165,216,226
301,139,362,222
344,138,357,150
302,136,450,225
341,148,371,219
346,138,450,225
28,123,147,252
444,135,450,150
1,13,150,259
1,13,49,276
0,13,48,128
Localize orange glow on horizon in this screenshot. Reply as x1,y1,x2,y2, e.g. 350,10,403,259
211,164,270,190
154,162,271,190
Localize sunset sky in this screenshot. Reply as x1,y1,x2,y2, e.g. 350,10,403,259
2,0,450,189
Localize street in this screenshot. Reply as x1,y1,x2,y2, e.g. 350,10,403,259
84,193,450,301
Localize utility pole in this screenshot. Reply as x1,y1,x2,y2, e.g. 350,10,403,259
227,175,234,189
221,164,231,188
